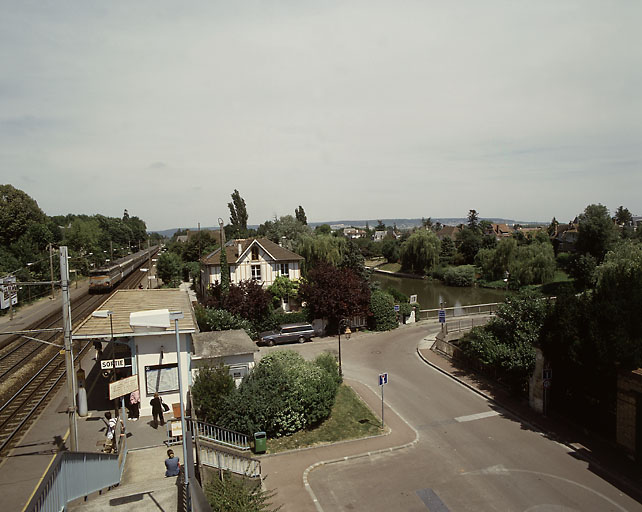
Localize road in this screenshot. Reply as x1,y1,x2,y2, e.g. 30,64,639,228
261,321,641,511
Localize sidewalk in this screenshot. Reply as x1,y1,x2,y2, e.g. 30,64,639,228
260,379,417,512
417,336,642,505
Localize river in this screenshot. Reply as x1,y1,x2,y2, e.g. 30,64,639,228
370,271,507,311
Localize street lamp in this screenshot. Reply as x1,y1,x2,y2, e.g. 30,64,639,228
337,318,351,377
169,310,190,506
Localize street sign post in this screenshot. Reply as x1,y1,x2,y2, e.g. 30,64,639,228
438,310,446,323
100,358,127,370
379,373,388,429
109,375,139,401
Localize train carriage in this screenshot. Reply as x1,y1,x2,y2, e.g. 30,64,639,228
89,246,157,293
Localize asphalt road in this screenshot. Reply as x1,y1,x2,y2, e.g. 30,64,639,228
260,322,642,512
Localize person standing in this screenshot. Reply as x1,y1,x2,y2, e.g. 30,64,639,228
150,392,165,428
129,389,140,421
164,449,180,477
103,411,117,453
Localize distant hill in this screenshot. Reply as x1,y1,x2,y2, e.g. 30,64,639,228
149,217,544,237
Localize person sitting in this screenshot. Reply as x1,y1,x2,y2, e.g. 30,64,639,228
165,449,180,477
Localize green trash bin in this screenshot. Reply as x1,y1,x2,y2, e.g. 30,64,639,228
254,431,266,454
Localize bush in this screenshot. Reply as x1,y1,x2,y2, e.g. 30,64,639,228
220,351,339,437
314,352,342,386
369,290,398,331
205,471,279,512
194,305,257,339
443,265,476,287
385,287,408,303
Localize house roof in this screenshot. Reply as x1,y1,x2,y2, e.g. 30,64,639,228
192,329,259,359
201,237,303,266
72,289,197,340
436,225,462,240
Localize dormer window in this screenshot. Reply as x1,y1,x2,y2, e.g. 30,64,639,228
251,246,259,261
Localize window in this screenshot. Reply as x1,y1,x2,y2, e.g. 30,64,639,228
251,246,259,261
145,363,178,395
251,264,261,281
280,263,289,276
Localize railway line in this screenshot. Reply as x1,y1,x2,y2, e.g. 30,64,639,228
0,254,156,455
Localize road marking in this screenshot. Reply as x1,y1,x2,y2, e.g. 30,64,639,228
454,411,500,423
416,488,450,511
21,428,70,512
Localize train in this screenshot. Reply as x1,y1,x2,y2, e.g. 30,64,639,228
88,246,158,292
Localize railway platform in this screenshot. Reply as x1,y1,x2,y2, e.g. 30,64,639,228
0,300,177,512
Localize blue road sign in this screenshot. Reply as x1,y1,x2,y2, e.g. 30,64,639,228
438,310,446,323
379,373,388,386
394,304,400,312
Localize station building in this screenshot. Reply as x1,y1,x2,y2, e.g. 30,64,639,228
73,289,197,417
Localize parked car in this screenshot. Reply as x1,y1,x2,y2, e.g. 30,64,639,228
258,323,315,346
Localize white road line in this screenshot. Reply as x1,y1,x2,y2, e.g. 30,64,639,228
454,411,500,423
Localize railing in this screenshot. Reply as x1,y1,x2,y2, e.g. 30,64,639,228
192,419,250,451
24,451,120,512
419,302,500,321
199,440,261,478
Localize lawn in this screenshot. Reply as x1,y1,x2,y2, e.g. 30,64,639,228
377,262,402,273
265,384,384,453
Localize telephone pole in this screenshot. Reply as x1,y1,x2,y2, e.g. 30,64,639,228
60,246,78,451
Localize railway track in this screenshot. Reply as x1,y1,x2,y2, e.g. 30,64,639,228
0,261,155,456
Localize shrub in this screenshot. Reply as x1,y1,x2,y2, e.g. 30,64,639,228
314,352,342,386
369,290,398,331
194,305,257,339
385,287,408,303
205,471,279,512
443,265,475,287
220,351,339,437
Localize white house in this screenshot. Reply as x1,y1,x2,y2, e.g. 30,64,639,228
73,289,197,418
191,329,259,387
200,237,304,295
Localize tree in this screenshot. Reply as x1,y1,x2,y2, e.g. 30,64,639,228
298,263,370,330
467,209,480,232
156,252,183,287
268,275,298,308
295,205,307,225
399,230,440,275
381,239,400,263
576,203,618,262
191,364,236,425
422,217,433,230
340,238,367,279
295,234,345,272
455,227,482,264
228,189,248,238
257,215,310,247
220,246,230,295
547,217,559,237
614,205,633,226
314,224,331,235
0,184,47,246
439,237,455,264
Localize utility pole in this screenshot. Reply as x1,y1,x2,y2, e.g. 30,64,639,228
110,240,113,262
60,246,78,451
147,239,151,289
49,243,55,299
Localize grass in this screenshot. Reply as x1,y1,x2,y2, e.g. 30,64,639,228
377,262,402,273
265,384,383,454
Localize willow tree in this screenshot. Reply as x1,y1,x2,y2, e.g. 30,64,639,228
399,230,440,275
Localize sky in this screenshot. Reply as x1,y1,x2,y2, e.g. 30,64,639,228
1,1,641,231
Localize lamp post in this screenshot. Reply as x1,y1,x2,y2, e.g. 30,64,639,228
169,310,189,508
337,318,351,377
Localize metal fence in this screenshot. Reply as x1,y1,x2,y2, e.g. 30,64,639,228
24,451,120,512
167,419,250,452
199,441,261,478
419,302,500,321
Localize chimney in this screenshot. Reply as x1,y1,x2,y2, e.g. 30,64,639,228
237,241,242,257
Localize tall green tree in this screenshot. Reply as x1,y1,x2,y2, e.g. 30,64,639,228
228,189,248,238
455,227,482,264
467,209,480,232
614,205,633,226
399,230,440,275
576,203,617,262
0,184,47,246
295,205,307,225
156,251,183,287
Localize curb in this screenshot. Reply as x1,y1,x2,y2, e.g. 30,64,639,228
301,380,419,512
415,339,642,503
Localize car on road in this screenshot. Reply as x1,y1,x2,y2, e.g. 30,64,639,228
258,323,315,346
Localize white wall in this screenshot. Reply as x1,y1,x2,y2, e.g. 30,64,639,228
134,332,192,418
